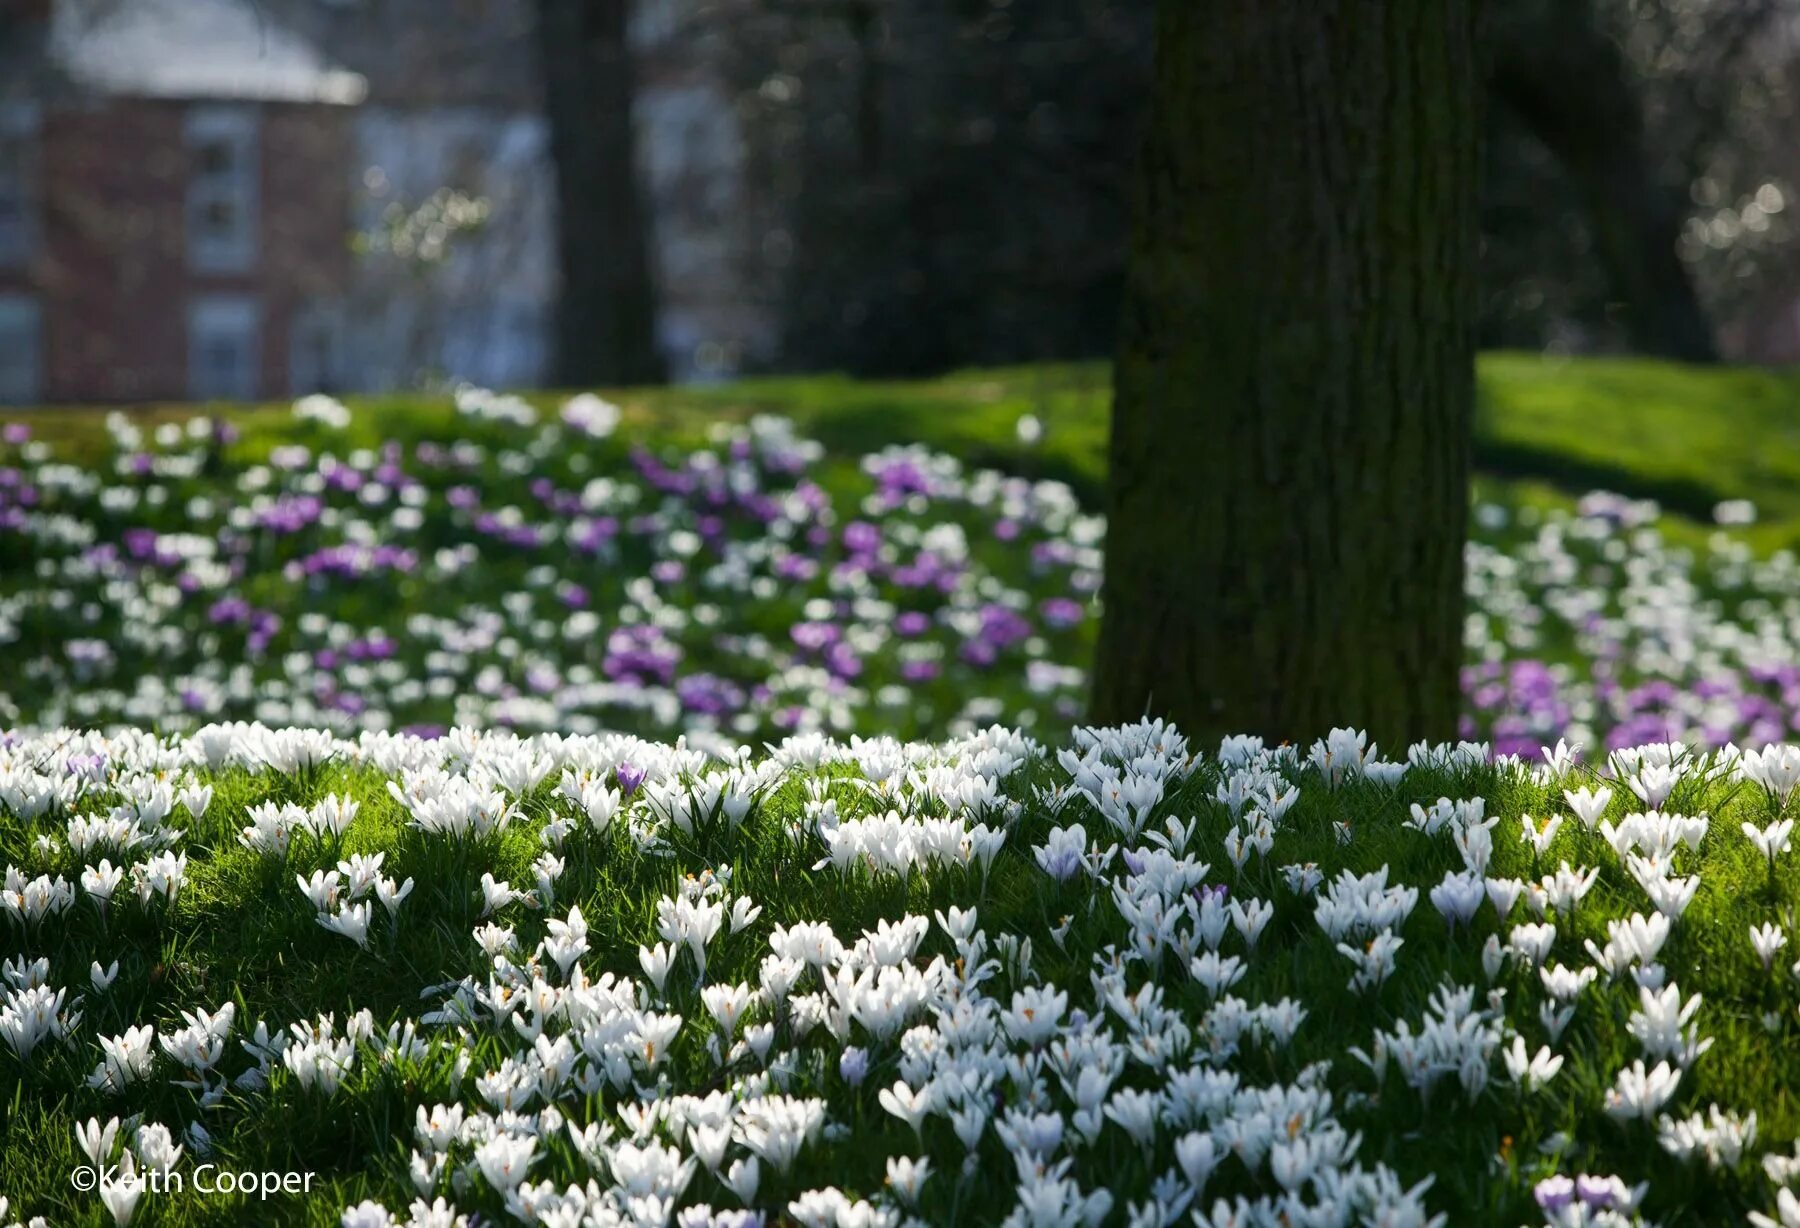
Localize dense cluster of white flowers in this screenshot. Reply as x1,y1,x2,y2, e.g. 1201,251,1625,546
1462,494,1800,754
2,721,1799,1227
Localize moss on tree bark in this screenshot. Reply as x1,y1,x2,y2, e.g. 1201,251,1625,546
1091,1,1480,749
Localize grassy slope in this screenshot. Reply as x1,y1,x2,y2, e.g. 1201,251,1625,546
11,353,1800,544
1475,353,1800,546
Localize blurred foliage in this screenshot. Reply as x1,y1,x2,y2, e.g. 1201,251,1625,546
703,0,1151,376
355,188,493,268
1484,0,1800,357
1616,0,1800,312
1481,107,1622,354
681,0,1800,368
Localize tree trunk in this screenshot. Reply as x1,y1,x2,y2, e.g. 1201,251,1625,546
1090,1,1480,751
1490,1,1716,363
535,0,667,386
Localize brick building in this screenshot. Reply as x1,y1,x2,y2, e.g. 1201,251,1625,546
0,0,364,403
0,0,777,405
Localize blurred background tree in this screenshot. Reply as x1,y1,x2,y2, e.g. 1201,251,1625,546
704,0,1151,376
1482,0,1800,361
535,0,666,386
688,0,1800,373
1488,0,1718,361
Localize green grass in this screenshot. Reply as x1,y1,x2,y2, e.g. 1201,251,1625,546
6,354,1800,1221
13,352,1800,544
1474,353,1800,528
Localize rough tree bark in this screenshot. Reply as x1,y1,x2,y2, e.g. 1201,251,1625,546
535,0,666,386
1090,1,1480,750
1490,0,1717,363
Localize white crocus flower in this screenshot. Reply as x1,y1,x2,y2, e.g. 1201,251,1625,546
878,1079,935,1138
639,943,676,995
1751,923,1788,972
98,1154,144,1227
375,876,414,918
1604,1059,1682,1122
722,1155,761,1205
1627,983,1711,1064
886,1155,931,1207
473,1134,536,1192
1744,818,1795,867
1749,1187,1800,1228
76,1115,122,1166
1563,785,1613,830
1501,1035,1564,1092
1520,813,1563,859
1429,871,1485,929
317,901,373,949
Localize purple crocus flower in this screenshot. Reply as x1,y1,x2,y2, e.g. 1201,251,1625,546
676,672,746,717
1575,1176,1618,1209
791,621,841,653
959,640,998,668
774,554,818,582
615,763,647,797
1533,1176,1575,1213
900,660,940,683
1040,597,1084,629
894,611,931,637
843,521,881,553
823,642,863,680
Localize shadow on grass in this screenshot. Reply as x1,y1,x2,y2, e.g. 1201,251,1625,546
1472,439,1726,521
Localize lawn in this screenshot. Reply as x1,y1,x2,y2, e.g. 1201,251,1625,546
12,352,1800,541
4,355,1800,1226
1473,354,1800,538
2,354,1800,753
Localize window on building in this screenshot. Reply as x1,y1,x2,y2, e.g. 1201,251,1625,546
185,107,259,273
0,295,42,405
0,104,39,269
187,296,260,401
289,301,346,394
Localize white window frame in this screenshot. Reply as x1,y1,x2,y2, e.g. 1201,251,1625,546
0,294,43,405
187,295,261,401
0,102,41,270
184,106,259,274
